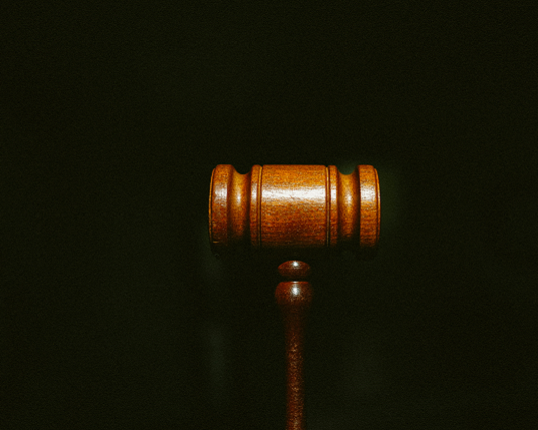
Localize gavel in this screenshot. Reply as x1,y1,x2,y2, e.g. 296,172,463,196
209,164,381,430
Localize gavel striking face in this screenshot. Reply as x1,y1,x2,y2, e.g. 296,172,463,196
209,164,381,429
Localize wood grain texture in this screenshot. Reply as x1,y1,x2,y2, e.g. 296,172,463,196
276,261,313,430
208,165,381,430
262,165,327,249
209,164,380,258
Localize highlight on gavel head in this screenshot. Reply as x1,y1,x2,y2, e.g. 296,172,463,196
209,165,380,259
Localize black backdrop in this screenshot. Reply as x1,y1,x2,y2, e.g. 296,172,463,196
3,2,536,429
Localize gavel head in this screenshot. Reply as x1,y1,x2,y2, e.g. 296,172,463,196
209,165,380,260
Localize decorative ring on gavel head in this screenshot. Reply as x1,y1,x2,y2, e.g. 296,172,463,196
209,164,380,258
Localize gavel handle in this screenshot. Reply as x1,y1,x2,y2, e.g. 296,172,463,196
276,280,313,430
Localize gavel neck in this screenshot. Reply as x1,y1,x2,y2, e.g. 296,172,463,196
276,261,313,430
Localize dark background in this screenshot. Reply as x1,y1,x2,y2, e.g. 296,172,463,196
2,2,536,429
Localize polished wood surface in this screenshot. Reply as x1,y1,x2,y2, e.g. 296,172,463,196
209,164,380,258
276,261,313,430
278,260,312,280
208,164,380,430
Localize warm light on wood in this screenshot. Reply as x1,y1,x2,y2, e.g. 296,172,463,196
209,164,380,258
208,164,381,430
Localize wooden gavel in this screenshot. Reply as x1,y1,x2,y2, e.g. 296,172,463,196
209,164,381,429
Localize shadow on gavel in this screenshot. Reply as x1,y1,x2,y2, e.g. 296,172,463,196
209,165,380,430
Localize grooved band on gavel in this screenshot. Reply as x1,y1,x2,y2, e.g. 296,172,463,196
209,165,380,257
